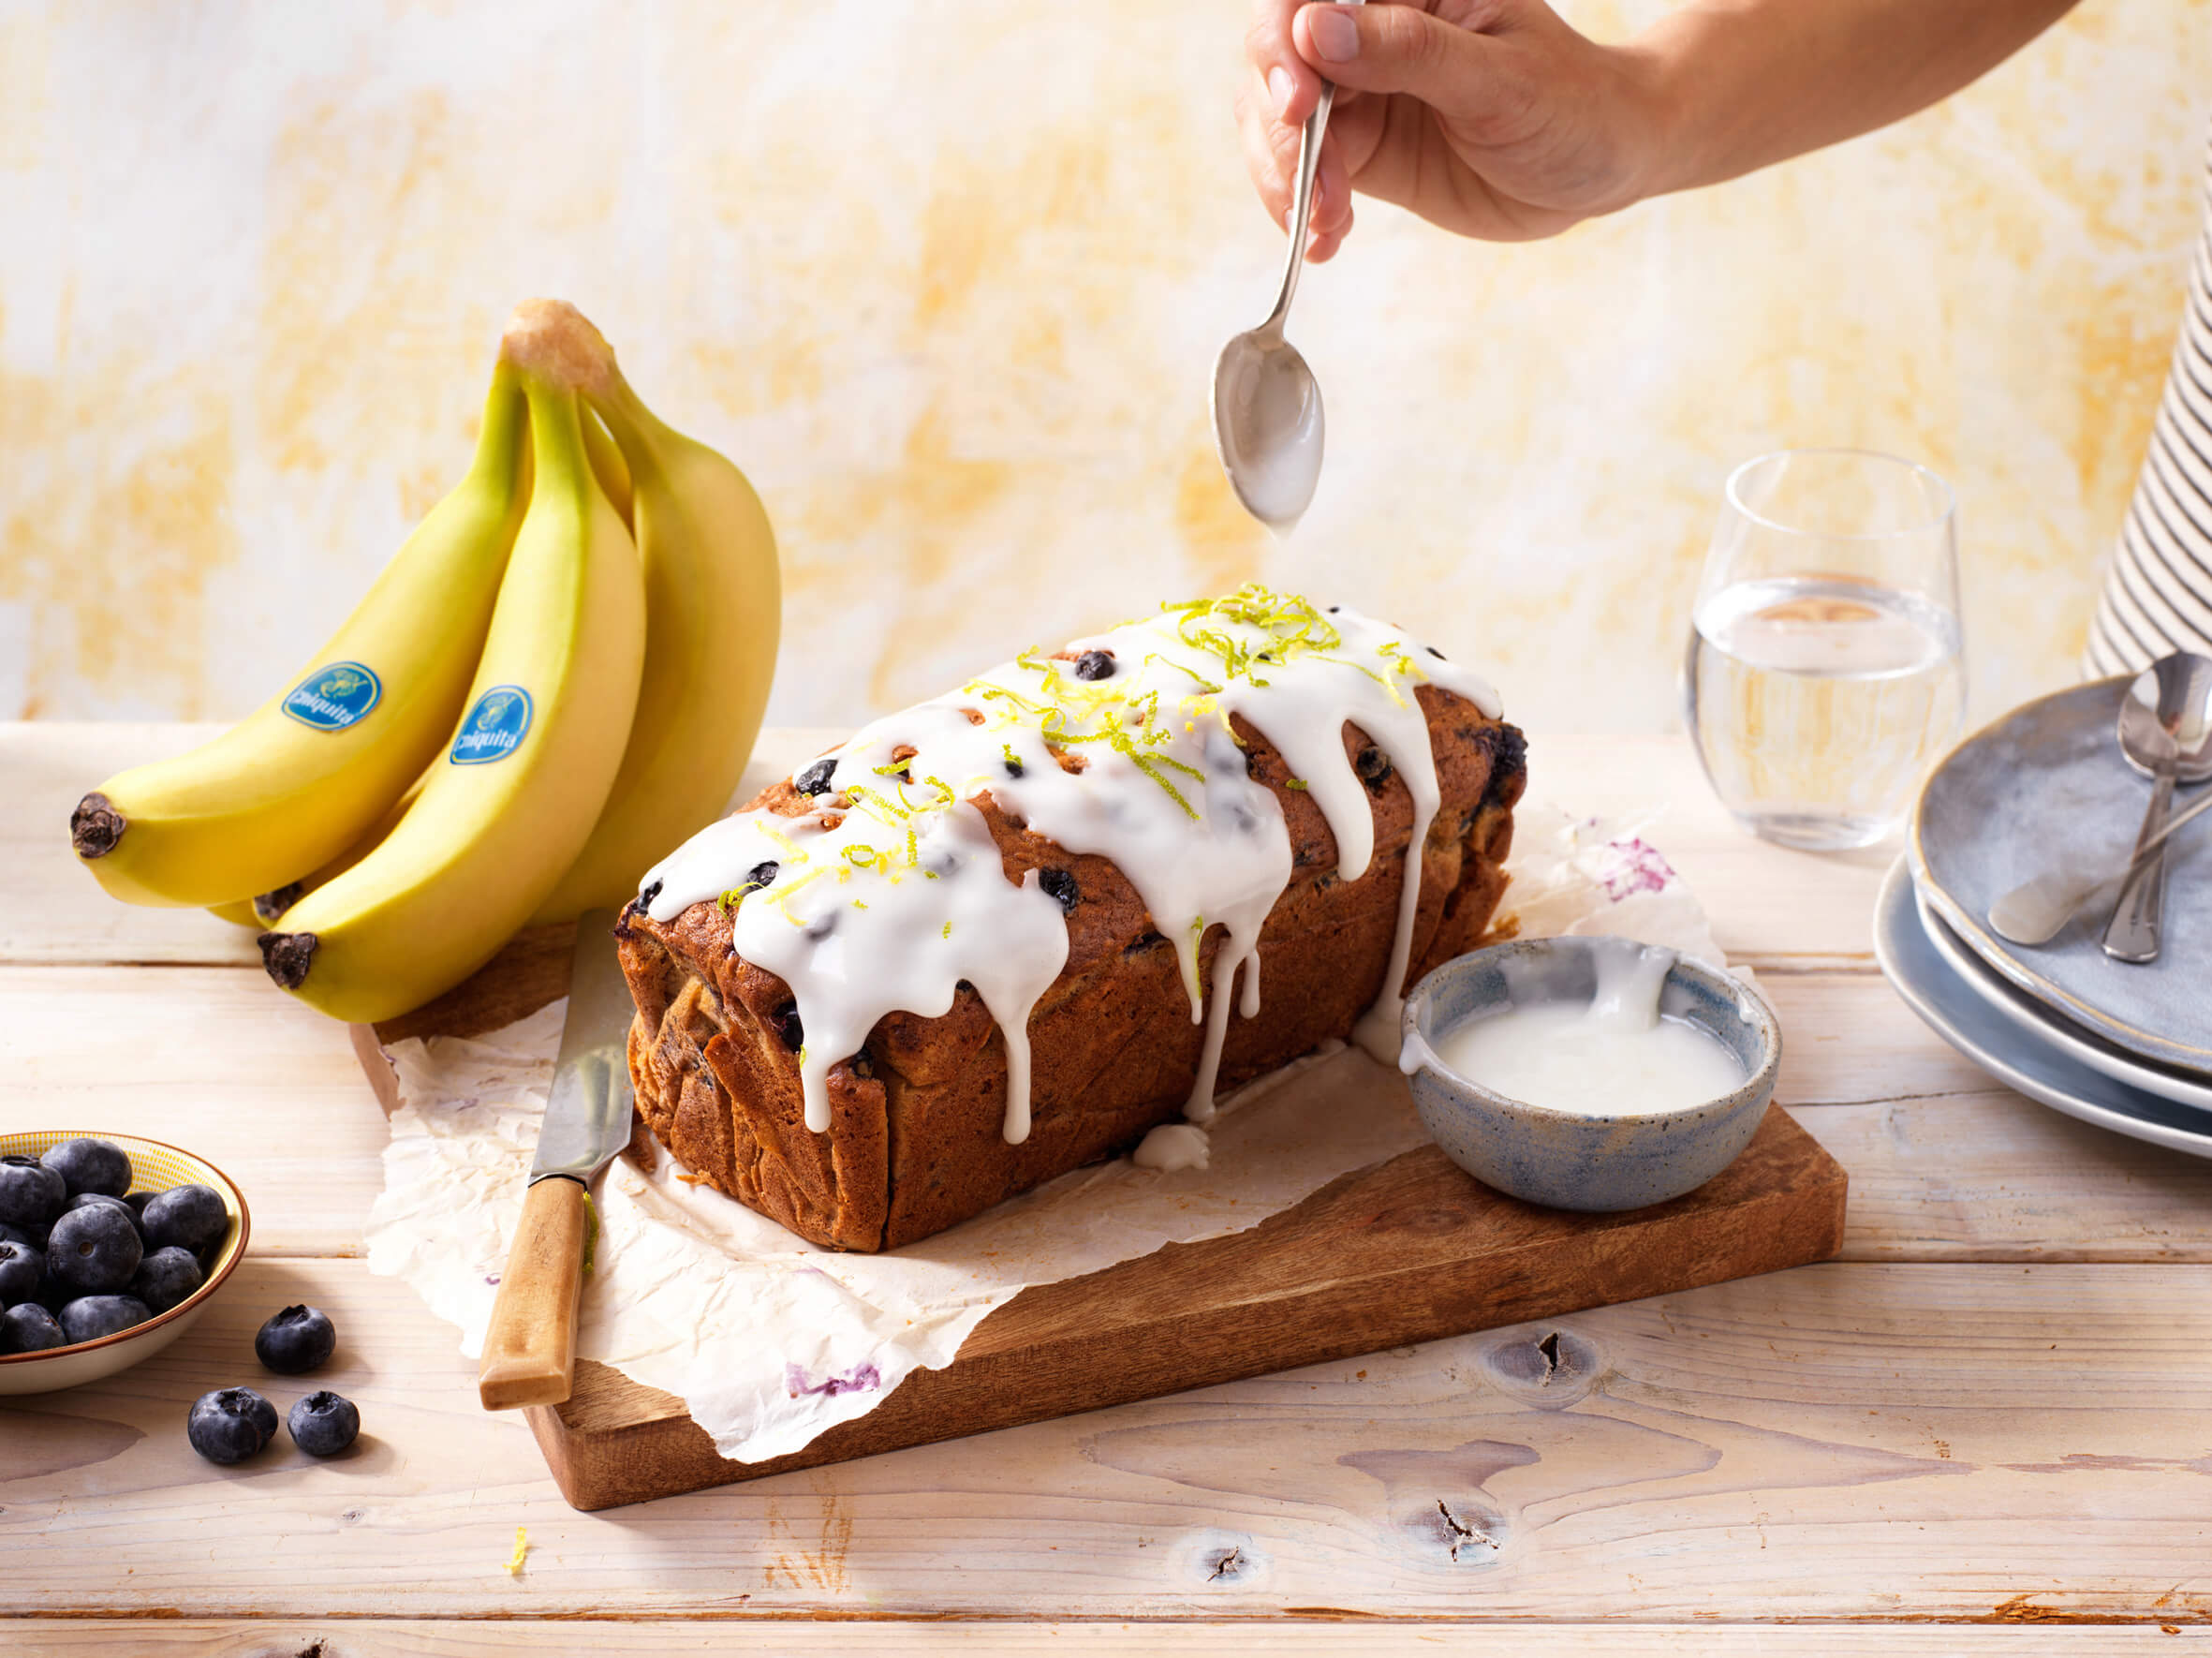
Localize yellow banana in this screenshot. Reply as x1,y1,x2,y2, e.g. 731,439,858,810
258,301,647,1024
582,406,633,527
208,900,261,929
246,776,426,926
528,351,780,924
70,367,531,908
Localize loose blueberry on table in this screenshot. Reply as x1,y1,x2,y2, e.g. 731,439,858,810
41,1137,132,1199
186,1387,279,1464
0,1303,66,1355
255,1305,337,1374
288,1390,361,1457
58,1295,151,1344
46,1202,143,1295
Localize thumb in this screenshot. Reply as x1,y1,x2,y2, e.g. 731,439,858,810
1290,2,1508,110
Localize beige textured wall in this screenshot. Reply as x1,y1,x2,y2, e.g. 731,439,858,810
2,2,2206,735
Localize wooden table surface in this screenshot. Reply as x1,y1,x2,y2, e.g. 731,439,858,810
5,722,2211,1655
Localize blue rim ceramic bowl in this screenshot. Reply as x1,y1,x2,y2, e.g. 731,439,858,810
0,1130,250,1395
1400,938,1781,1212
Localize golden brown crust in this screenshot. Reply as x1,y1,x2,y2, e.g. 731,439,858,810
618,685,1526,1251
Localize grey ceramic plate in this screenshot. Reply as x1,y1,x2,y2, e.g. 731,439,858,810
1912,881,2212,1112
1910,678,2212,1074
1875,859,2212,1162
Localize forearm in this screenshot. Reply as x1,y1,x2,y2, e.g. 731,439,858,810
1627,0,2079,200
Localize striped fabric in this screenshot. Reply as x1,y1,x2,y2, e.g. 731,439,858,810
2086,134,2212,676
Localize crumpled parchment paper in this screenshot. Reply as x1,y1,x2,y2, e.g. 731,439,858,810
365,800,1739,1465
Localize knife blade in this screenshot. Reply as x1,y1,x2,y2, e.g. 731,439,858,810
478,910,637,1412
530,910,638,1184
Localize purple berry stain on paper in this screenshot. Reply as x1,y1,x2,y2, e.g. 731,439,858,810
786,1360,883,1399
1600,837,1677,901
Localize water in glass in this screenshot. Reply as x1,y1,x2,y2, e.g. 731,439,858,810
1688,572,1965,850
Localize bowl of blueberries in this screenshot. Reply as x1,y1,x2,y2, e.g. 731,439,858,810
0,1130,249,1395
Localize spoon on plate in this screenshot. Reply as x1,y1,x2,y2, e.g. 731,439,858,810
2101,651,2212,963
1988,785,2212,945
1211,0,1364,532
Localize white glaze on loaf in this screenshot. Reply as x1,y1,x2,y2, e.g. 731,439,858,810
641,588,1502,1143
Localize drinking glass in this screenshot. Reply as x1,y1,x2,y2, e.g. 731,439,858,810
1684,449,1966,851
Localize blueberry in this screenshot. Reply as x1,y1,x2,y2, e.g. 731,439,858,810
638,878,663,911
288,1390,361,1458
1354,744,1394,793
142,1184,229,1255
1003,755,1024,778
124,1192,153,1221
0,1303,66,1355
737,860,778,897
186,1387,278,1464
1072,649,1116,682
794,757,837,796
255,1304,336,1374
41,1137,131,1199
768,1002,804,1052
0,1156,66,1230
46,1202,142,1295
0,1239,39,1306
58,1295,150,1343
129,1246,204,1314
0,1221,37,1251
1038,868,1080,915
66,1192,142,1236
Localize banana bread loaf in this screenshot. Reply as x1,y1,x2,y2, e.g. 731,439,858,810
615,588,1526,1251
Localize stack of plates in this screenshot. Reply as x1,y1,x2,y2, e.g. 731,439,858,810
1875,679,2212,1159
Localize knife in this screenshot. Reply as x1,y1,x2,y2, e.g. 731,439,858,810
478,909,637,1411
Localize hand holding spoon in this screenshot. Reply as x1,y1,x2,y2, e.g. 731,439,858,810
1211,0,1364,532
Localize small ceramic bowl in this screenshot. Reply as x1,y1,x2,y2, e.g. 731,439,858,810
1400,938,1781,1212
0,1130,250,1395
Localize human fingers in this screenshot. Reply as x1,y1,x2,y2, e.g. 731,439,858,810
1290,0,1526,121
1246,0,1323,126
1236,67,1301,229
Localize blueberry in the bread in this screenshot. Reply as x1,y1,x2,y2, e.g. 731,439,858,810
1354,744,1394,793
771,1003,804,1050
130,1246,205,1313
255,1304,337,1375
58,1295,150,1343
47,1202,142,1295
1038,868,1080,914
0,1156,66,1230
142,1184,229,1255
0,1303,65,1354
738,861,778,897
288,1390,361,1458
42,1137,131,1199
795,757,838,796
0,1238,40,1306
187,1387,278,1463
1072,649,1115,681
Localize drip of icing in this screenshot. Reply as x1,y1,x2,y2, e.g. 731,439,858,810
639,587,1504,1146
1132,1122,1211,1173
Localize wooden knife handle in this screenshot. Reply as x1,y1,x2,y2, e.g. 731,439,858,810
478,1176,589,1411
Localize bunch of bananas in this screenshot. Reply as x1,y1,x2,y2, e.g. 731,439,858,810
69,299,779,1025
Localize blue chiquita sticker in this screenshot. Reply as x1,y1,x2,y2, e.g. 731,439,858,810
449,686,534,765
281,662,382,732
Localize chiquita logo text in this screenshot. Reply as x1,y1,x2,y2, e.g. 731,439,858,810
281,662,382,732
450,686,535,764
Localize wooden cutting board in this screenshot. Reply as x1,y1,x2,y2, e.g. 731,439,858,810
353,925,1849,1512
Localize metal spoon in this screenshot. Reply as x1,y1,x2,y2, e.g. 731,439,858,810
1988,786,2212,945
1210,0,1364,532
2101,652,2212,963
